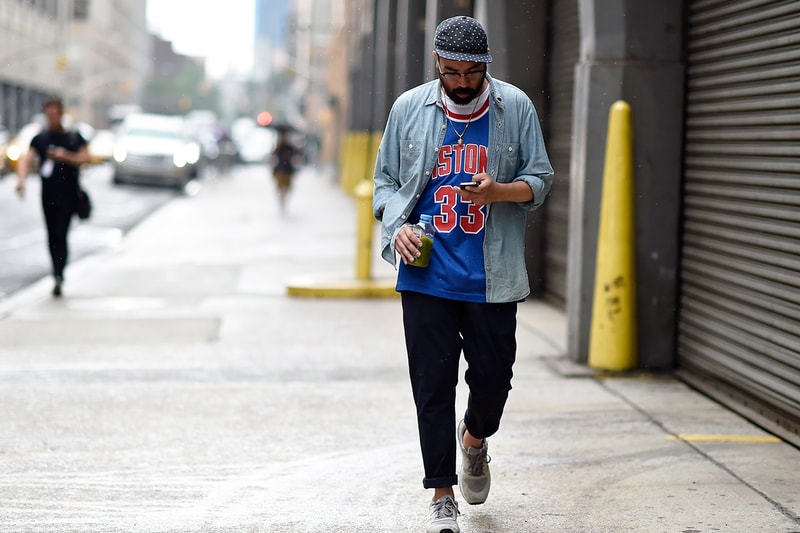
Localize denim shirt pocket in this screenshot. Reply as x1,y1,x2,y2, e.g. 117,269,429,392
496,143,520,183
400,139,424,183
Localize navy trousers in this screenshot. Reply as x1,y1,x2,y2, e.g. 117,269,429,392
401,291,517,489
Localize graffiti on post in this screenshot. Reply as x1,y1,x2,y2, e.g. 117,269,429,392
603,276,626,322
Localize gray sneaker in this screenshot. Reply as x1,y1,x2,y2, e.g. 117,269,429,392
457,419,491,504
426,494,460,533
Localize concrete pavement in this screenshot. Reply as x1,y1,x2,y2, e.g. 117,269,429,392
0,165,798,532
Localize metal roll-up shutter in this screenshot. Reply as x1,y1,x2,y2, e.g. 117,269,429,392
542,0,579,306
678,0,800,447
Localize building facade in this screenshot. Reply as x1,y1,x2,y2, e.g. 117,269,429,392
337,0,800,447
0,0,149,132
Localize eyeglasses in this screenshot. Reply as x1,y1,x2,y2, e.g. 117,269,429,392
436,63,486,82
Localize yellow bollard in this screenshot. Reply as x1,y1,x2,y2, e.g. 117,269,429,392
354,179,373,280
343,132,370,194
285,135,397,298
339,134,352,192
588,100,637,371
369,131,383,176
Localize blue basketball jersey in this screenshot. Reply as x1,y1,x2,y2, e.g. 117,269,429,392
397,88,490,302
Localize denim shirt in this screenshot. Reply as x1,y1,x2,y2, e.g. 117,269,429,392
373,75,554,303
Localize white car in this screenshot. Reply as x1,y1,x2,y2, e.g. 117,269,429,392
112,113,201,188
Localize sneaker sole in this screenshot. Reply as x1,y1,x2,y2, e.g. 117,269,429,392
428,523,459,532
428,525,459,533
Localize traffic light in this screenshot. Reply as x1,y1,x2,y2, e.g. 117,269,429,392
257,111,273,127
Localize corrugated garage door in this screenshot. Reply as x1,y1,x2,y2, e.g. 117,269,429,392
542,0,579,306
678,0,800,447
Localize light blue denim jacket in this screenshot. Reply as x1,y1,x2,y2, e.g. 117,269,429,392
373,75,554,303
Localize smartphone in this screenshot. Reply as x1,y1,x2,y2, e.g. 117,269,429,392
459,181,479,188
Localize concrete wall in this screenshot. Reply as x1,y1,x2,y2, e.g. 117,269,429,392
566,0,685,370
369,0,397,133
478,0,550,295
421,0,474,78
0,0,149,131
393,0,427,96
0,1,67,131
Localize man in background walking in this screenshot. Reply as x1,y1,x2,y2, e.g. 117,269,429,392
16,96,91,297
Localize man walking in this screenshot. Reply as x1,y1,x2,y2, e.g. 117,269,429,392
372,16,553,532
16,97,92,297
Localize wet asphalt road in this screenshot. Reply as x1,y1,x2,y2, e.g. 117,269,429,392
0,163,189,301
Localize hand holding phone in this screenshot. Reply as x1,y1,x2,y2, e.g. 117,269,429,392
459,181,480,188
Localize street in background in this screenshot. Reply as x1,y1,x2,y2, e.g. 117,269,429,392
0,163,180,301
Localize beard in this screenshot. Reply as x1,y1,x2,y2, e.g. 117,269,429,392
440,76,484,105
443,86,479,106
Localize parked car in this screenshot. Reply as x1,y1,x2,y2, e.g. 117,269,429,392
112,113,201,188
186,110,239,174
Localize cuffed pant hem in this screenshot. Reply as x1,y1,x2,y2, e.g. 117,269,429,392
423,475,459,489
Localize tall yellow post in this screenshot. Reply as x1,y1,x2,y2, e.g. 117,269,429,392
354,179,373,280
588,100,637,371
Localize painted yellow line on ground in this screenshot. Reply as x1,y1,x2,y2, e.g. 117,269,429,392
668,434,781,443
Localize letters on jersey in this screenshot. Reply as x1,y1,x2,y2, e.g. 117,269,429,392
396,87,491,302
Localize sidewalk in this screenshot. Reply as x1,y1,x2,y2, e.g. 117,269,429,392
0,165,798,532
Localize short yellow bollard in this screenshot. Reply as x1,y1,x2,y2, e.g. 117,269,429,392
285,130,396,298
354,179,373,281
285,177,397,298
342,132,370,195
588,100,637,371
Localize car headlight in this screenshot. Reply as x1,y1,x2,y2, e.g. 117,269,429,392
7,145,21,161
113,145,127,163
186,143,200,165
172,151,187,168
173,143,201,168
